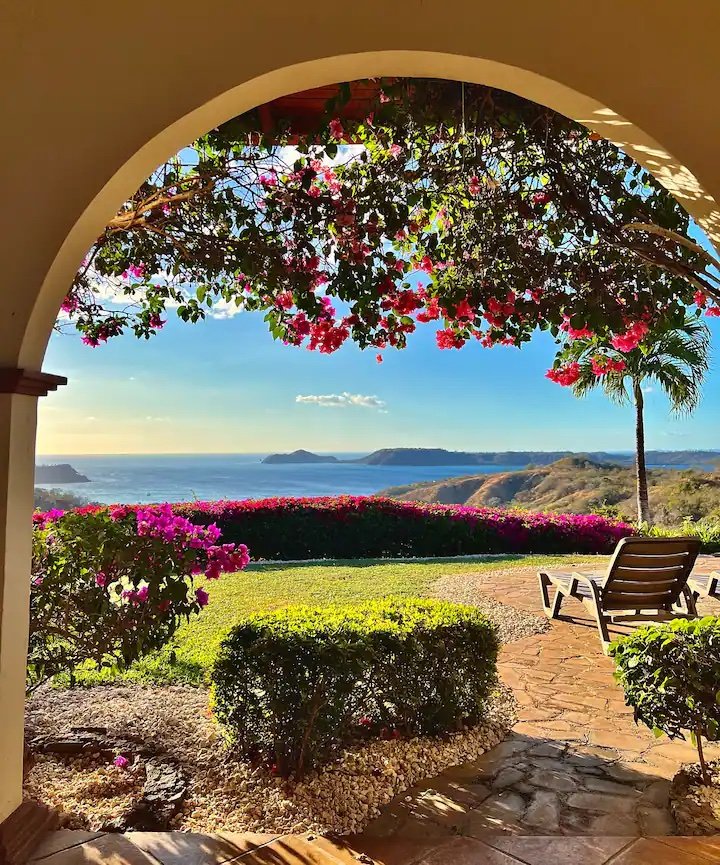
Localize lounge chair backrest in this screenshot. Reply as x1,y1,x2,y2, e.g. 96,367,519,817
601,536,701,611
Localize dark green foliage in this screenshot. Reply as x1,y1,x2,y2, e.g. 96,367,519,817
610,617,720,782
212,597,498,777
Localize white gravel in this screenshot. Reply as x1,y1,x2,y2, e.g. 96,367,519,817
25,684,515,836
429,567,557,643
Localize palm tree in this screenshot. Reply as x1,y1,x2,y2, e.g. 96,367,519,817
565,316,711,524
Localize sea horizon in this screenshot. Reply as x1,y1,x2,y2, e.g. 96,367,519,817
33,450,719,506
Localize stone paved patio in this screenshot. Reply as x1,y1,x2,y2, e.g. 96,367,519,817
351,555,720,850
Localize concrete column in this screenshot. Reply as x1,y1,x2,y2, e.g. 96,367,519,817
0,372,65,823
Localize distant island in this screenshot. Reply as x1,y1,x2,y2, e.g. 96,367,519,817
35,463,90,484
378,456,720,526
262,449,340,465
262,447,720,468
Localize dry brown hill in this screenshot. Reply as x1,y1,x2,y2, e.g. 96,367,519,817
380,457,720,525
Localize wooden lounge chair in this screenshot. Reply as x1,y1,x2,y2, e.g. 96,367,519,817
538,537,701,652
688,571,720,603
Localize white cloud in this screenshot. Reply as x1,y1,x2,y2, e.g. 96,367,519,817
296,392,386,409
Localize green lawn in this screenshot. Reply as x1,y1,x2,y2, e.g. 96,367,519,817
75,554,588,687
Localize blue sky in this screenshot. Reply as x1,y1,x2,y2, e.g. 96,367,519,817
38,301,720,456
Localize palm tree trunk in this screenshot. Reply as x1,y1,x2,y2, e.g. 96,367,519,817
633,379,651,524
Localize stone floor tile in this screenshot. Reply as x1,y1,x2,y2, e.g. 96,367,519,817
127,832,277,865
528,769,579,793
31,832,105,861
589,731,650,752
566,792,636,815
238,835,351,865
610,837,715,865
35,835,159,865
485,836,631,865
581,776,641,797
655,835,720,862
636,805,676,836
346,835,443,865
463,791,528,838
588,814,639,836
523,791,560,832
415,836,524,865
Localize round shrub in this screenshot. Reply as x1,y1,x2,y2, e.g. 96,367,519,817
610,616,720,784
212,597,498,777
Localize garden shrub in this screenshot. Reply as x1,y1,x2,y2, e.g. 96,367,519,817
212,597,498,777
610,616,720,784
29,505,250,691
46,496,634,560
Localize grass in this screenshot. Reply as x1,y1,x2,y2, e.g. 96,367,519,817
74,553,596,687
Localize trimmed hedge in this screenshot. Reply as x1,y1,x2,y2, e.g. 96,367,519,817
45,496,634,559
211,597,498,777
610,616,720,782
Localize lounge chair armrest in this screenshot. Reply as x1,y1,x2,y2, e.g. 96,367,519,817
572,572,604,601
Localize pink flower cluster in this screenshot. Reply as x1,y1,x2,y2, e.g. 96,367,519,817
545,362,581,386
591,355,626,376
134,503,250,580
610,321,649,352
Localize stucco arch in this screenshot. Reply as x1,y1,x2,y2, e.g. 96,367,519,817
3,0,720,828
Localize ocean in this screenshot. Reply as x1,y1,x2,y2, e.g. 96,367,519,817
34,453,517,505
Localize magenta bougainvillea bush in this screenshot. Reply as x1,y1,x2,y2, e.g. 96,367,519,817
29,504,250,689
36,496,634,562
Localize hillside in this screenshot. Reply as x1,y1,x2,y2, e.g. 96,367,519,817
379,457,720,525
262,447,720,467
262,449,339,464
35,463,90,483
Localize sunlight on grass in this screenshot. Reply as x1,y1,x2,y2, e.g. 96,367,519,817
75,554,593,687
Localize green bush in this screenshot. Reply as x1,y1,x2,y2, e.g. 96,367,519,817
212,597,498,777
647,518,720,553
610,617,720,784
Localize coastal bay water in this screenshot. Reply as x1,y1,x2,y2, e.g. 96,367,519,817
35,453,516,505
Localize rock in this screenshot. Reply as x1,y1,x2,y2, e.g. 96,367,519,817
524,790,559,831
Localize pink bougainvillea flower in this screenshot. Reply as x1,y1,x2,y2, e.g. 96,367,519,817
706,306,720,317
195,587,210,608
468,175,481,196
121,264,146,282
436,328,465,350
389,143,403,158
531,189,552,206
694,290,708,308
95,572,107,588
328,118,344,140
591,355,626,376
113,755,129,769
610,321,649,352
560,316,594,340
416,255,434,274
148,313,165,330
545,361,581,386
376,353,383,364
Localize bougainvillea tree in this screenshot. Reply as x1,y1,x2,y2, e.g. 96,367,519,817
64,79,720,368
28,504,250,690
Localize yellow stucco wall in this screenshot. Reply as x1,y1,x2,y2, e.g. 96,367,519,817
1,0,720,822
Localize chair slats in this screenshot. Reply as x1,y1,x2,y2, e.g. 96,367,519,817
612,566,684,582
618,552,692,568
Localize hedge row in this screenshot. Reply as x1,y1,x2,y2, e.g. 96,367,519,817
212,597,499,777
37,496,635,559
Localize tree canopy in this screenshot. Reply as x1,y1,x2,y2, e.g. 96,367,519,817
65,79,720,370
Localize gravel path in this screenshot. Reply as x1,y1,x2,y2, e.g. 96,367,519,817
430,567,551,643
25,684,514,836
